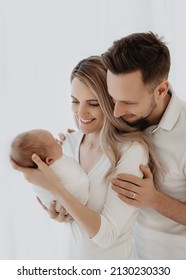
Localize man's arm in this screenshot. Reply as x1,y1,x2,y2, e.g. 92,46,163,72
112,165,186,226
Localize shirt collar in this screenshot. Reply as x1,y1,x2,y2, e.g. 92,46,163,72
145,85,183,134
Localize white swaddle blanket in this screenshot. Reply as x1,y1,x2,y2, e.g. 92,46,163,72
32,155,89,211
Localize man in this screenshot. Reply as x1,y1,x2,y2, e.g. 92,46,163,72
102,32,186,259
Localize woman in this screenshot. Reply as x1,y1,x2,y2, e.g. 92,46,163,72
12,56,159,259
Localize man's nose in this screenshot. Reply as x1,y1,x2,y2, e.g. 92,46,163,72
113,101,125,118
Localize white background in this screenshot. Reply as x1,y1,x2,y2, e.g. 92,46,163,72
0,0,186,259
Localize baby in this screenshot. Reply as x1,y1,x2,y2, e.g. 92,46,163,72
10,129,89,212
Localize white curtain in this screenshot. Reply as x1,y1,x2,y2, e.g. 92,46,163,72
1,0,186,259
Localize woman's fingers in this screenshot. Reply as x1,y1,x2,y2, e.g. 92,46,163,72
47,201,58,219
36,196,48,211
31,154,46,169
36,198,72,223
65,214,73,222
56,207,73,223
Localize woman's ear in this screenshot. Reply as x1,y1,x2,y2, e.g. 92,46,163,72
45,157,55,165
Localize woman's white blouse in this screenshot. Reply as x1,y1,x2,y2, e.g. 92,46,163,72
53,131,148,260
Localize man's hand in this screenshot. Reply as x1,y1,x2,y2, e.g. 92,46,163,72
112,165,158,208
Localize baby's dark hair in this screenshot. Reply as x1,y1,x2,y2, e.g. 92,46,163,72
10,130,48,168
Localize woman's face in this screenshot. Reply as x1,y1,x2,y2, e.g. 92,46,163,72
71,77,104,134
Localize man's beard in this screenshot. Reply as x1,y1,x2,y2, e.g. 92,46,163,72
125,118,150,130
125,97,157,130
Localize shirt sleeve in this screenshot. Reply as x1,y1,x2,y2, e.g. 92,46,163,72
91,142,148,248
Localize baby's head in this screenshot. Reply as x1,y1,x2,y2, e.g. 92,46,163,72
10,129,62,168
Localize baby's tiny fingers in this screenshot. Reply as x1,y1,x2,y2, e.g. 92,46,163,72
58,132,66,142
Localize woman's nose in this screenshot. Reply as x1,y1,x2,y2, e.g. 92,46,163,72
77,104,88,116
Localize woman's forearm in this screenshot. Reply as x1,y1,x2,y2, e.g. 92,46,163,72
53,182,101,237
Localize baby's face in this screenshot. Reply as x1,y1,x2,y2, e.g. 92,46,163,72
42,131,63,160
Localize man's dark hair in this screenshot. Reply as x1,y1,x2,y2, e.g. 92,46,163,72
102,32,171,85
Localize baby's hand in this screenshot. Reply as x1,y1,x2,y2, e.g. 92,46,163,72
58,129,76,142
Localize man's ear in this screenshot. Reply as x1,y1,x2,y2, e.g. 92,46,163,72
156,80,169,100
45,157,55,165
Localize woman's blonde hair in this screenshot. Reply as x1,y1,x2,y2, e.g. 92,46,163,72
71,56,162,184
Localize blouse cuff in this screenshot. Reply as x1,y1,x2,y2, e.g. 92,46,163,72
91,215,110,248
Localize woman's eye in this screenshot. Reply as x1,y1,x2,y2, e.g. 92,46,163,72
72,101,79,104
89,103,99,106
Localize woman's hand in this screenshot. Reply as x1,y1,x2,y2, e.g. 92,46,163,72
10,154,60,193
36,197,73,223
